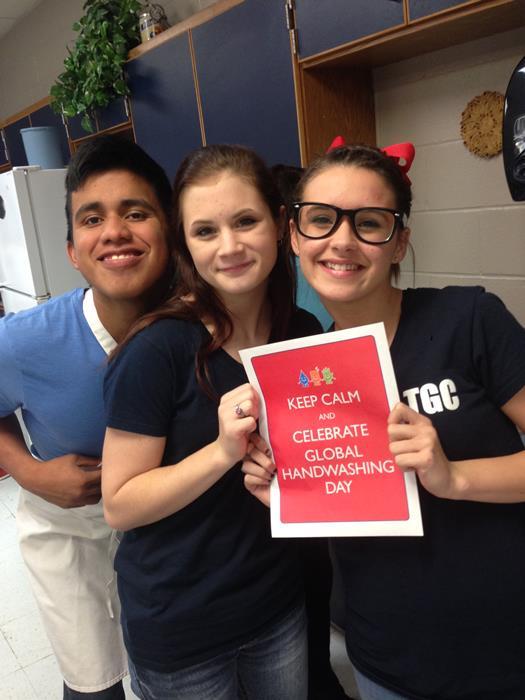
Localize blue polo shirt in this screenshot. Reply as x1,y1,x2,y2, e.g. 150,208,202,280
0,288,107,459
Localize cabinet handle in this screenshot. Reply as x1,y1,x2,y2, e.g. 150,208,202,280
1,129,9,162
285,0,295,30
284,0,297,55
61,112,71,142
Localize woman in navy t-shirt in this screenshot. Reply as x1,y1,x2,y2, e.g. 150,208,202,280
102,145,320,700
244,143,525,700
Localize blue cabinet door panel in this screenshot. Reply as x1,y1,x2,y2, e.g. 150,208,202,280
97,97,129,132
30,105,71,165
4,117,31,166
67,113,95,141
409,0,468,20
295,0,404,58
127,32,203,181
192,0,301,167
63,98,129,142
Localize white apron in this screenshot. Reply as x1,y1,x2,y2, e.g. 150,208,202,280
17,492,127,691
16,290,127,692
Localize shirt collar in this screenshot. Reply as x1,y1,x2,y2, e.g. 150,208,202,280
82,288,117,356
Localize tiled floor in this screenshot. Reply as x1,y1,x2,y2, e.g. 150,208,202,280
0,476,359,699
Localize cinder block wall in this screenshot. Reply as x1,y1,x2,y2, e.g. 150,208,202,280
0,0,83,121
374,28,525,325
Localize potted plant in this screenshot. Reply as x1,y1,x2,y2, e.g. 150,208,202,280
50,0,143,132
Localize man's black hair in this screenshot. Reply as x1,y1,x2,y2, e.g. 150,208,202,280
65,135,172,242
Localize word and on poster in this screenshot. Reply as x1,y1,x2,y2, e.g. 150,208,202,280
240,323,423,537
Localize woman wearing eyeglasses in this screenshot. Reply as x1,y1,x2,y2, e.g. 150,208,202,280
244,144,525,700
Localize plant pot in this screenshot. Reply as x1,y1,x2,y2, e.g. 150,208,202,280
20,126,65,169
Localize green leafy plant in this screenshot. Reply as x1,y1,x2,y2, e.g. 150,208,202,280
50,0,142,132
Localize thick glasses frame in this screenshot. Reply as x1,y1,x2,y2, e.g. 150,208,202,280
292,202,404,245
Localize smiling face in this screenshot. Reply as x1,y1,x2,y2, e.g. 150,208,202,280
67,169,169,308
291,165,410,314
181,171,281,306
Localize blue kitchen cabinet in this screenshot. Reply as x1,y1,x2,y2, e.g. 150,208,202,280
67,96,130,141
127,32,203,181
191,0,301,167
4,117,31,166
295,0,405,59
66,113,95,141
30,104,71,165
96,97,129,132
408,0,470,20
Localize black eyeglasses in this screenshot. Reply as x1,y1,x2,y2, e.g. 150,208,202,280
292,202,404,244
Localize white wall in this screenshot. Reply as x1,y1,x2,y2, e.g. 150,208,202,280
0,0,84,121
162,0,218,24
374,28,525,325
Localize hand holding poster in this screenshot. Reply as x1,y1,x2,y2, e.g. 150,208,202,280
240,323,423,537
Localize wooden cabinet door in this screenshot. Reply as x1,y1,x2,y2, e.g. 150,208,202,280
295,0,404,59
4,117,31,167
127,32,203,181
192,0,301,167
408,0,471,20
30,104,71,165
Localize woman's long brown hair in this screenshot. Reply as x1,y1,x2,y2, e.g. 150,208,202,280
115,144,296,399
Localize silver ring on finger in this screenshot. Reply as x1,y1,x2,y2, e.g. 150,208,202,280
234,403,246,418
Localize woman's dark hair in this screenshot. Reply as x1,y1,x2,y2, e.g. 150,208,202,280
271,163,304,216
295,144,413,282
119,144,296,398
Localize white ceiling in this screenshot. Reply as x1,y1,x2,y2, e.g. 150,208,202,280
0,0,43,40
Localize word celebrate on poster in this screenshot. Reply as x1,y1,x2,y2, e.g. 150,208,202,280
240,324,423,537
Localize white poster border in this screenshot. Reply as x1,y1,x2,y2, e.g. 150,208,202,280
240,322,423,537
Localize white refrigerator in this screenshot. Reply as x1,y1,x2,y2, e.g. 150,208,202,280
0,166,86,315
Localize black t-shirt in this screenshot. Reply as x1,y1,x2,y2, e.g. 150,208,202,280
104,307,321,672
334,287,525,700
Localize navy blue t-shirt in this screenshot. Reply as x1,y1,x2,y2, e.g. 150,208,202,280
334,287,525,700
104,308,321,671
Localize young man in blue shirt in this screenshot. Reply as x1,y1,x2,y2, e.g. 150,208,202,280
0,135,173,700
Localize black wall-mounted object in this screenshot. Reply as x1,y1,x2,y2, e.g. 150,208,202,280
503,56,525,202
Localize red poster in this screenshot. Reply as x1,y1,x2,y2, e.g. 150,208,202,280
241,323,423,537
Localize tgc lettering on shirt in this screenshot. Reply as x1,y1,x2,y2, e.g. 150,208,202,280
402,379,460,415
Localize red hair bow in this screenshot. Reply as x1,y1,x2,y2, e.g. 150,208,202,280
381,142,415,185
326,135,346,151
326,136,415,185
